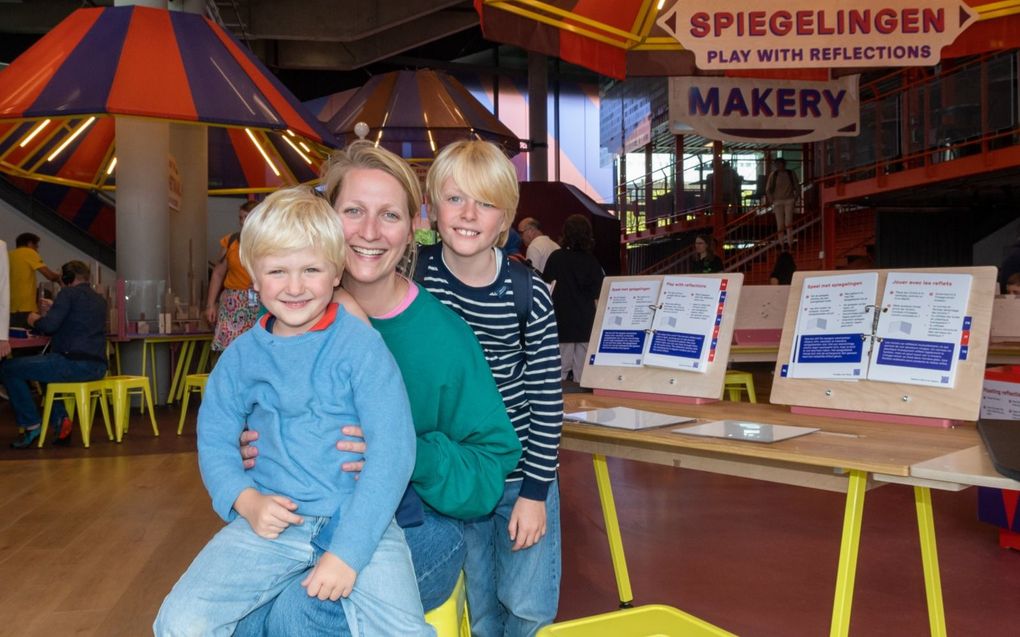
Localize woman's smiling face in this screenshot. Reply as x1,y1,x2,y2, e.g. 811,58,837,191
333,167,412,288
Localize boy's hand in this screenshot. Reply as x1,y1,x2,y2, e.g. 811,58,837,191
302,551,357,601
233,488,303,539
507,496,547,551
336,425,366,474
239,429,259,469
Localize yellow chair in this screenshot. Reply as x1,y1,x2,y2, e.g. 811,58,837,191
177,373,209,435
536,604,737,637
37,380,112,448
424,571,470,637
723,370,757,403
101,375,159,442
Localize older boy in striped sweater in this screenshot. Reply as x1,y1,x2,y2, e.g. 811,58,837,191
417,140,563,637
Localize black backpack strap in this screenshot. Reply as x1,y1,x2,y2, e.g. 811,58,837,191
506,259,533,348
413,243,441,285
219,231,241,263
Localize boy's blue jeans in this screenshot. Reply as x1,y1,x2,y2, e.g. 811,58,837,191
463,479,562,637
155,516,432,637
233,507,464,636
0,354,107,428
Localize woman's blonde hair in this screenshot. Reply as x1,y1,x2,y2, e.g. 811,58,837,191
320,140,422,275
239,186,346,279
425,140,519,248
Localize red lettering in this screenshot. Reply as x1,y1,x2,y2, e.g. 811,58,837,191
816,10,834,35
922,8,945,33
714,12,734,37
849,9,870,34
770,10,791,36
690,12,710,38
875,8,897,34
795,10,813,35
748,11,766,36
901,8,918,33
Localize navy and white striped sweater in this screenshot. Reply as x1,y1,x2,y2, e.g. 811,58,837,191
418,247,563,501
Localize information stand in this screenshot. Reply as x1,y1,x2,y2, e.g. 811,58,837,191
770,267,996,425
581,273,743,403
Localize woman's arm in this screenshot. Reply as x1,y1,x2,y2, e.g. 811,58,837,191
205,256,228,325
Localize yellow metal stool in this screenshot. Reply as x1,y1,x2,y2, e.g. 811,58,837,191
723,370,757,403
177,373,209,435
424,571,470,637
102,375,159,442
37,380,112,448
536,604,737,637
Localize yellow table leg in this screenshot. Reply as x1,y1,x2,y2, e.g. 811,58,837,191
168,340,194,404
915,486,947,637
593,454,634,608
830,469,868,637
196,338,212,373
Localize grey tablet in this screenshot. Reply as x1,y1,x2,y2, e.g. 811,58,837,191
673,420,819,443
565,407,696,430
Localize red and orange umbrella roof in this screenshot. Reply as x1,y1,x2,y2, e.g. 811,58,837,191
0,5,337,193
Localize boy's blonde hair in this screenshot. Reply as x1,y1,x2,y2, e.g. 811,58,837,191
239,187,346,279
426,140,519,248
320,140,421,274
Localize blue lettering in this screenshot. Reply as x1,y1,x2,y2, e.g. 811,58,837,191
800,90,821,117
689,87,720,116
776,88,796,116
822,90,846,117
723,89,749,116
751,89,773,116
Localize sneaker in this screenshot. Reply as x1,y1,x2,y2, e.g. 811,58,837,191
10,427,41,449
53,417,73,446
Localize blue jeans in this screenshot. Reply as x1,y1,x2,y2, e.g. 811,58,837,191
0,354,107,428
463,479,562,637
155,516,432,637
234,507,464,636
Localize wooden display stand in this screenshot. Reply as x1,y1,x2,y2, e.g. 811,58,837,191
770,267,996,425
580,273,743,403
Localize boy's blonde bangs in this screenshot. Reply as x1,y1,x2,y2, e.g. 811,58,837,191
239,187,347,279
426,140,519,247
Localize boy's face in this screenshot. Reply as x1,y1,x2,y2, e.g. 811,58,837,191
334,168,412,288
1008,283,1020,295
434,177,508,261
252,247,341,337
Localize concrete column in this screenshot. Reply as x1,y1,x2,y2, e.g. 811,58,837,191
527,52,548,182
170,0,208,313
114,0,171,402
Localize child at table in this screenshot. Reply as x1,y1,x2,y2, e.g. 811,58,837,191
417,140,564,636
155,187,432,636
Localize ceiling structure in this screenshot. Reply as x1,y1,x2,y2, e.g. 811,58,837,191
0,0,520,100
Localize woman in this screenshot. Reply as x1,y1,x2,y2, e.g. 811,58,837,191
205,200,260,351
543,214,604,385
690,233,723,273
234,142,521,635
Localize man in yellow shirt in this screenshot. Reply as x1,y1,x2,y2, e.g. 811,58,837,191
9,233,60,329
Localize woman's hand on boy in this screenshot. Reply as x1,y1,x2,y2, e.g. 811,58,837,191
508,496,547,551
302,551,356,601
239,430,259,469
233,488,303,539
337,425,366,474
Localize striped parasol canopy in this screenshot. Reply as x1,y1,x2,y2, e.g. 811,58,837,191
328,69,522,160
0,5,337,194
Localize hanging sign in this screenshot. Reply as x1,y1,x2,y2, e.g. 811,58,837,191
657,1,977,70
669,75,860,143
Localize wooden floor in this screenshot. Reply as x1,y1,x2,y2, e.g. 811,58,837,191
1,397,1018,636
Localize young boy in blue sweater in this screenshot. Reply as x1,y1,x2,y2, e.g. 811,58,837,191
155,188,433,636
418,140,564,637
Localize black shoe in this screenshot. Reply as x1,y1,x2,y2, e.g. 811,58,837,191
10,427,41,449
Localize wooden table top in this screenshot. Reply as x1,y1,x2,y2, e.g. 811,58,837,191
563,394,981,479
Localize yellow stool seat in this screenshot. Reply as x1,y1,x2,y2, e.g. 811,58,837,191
38,380,112,448
101,375,159,442
723,370,757,403
424,571,470,637
177,373,210,435
536,604,736,637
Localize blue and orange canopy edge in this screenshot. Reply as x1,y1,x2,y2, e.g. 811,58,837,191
475,0,1020,81
0,5,338,194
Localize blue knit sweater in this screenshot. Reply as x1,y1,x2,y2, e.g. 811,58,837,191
197,306,416,573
